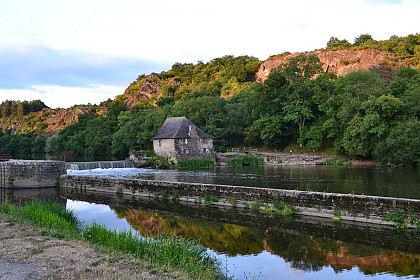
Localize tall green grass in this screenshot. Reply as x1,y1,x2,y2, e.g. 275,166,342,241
0,201,225,279
177,158,215,169
84,224,222,278
227,155,263,167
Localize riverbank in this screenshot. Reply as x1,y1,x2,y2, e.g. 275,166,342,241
0,213,187,280
0,214,182,280
0,201,224,280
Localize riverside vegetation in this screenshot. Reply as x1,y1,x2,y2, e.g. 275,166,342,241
0,33,419,166
0,201,227,279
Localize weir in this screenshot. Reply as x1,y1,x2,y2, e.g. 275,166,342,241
65,160,134,170
60,175,420,228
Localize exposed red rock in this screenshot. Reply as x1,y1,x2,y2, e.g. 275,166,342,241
256,49,403,82
123,73,163,109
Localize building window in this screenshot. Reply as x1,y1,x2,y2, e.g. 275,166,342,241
203,148,208,153
181,148,189,154
158,140,161,147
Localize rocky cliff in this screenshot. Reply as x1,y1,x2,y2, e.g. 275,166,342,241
122,73,163,109
256,49,403,82
0,107,98,135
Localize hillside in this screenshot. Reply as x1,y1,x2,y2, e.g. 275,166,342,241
0,33,419,165
256,49,404,82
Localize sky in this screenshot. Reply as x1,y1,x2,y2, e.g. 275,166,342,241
0,0,419,108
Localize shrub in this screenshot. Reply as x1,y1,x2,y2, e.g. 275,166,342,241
177,158,215,169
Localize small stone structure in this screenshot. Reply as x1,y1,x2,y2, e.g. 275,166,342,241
0,160,66,188
60,175,420,227
152,117,214,163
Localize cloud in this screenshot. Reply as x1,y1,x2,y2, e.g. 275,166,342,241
0,84,126,109
0,43,170,89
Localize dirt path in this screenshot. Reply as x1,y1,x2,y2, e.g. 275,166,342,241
0,215,182,280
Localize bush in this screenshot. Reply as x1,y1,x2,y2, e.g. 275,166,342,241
374,120,420,166
177,158,215,169
227,155,263,167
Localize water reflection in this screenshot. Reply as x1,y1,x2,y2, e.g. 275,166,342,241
0,187,60,205
66,198,420,280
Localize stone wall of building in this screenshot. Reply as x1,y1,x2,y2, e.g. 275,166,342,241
1,160,66,188
153,139,176,162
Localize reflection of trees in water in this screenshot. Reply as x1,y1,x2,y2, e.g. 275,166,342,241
289,261,322,272
114,207,420,277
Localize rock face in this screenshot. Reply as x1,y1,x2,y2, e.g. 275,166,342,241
256,49,401,82
123,73,163,108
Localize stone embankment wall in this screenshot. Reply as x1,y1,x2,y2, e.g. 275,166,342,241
60,175,420,226
1,160,66,188
216,153,326,166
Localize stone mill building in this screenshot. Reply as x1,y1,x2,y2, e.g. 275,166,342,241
152,117,214,163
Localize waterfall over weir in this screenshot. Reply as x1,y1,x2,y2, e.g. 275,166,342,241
65,160,134,170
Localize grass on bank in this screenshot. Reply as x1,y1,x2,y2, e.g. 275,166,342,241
0,201,225,280
227,155,263,167
178,158,215,169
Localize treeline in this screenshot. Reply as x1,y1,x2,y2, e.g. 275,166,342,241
120,55,262,107
0,100,48,118
23,54,416,166
0,35,419,166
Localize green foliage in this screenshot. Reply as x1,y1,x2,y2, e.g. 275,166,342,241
227,155,263,167
228,197,237,208
177,158,215,169
0,133,47,159
251,200,260,213
203,194,219,206
326,33,420,67
145,155,169,168
0,201,224,279
374,120,420,166
1,37,419,166
84,224,223,279
116,187,124,197
273,199,299,216
0,100,48,118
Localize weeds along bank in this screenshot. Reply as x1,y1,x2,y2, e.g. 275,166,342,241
0,201,227,280
60,175,420,229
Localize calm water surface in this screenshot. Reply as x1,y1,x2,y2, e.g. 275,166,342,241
67,199,420,280
65,166,420,279
67,165,420,199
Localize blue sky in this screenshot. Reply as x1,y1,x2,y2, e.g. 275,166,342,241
0,0,419,108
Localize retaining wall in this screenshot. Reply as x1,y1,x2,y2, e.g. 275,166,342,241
1,160,66,188
60,175,420,225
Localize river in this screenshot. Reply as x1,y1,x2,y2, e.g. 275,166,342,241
63,165,420,279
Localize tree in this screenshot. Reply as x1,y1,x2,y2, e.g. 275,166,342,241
326,37,339,48
374,120,420,166
276,54,324,145
354,34,374,46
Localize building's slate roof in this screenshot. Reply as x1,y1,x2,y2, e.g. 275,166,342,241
152,117,213,140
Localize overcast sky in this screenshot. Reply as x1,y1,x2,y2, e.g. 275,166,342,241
0,0,419,108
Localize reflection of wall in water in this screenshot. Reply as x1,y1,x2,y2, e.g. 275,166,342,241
0,187,61,205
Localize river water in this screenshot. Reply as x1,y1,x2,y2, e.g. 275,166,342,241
63,166,420,280
67,165,420,199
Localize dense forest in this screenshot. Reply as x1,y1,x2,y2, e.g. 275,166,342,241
0,34,419,166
